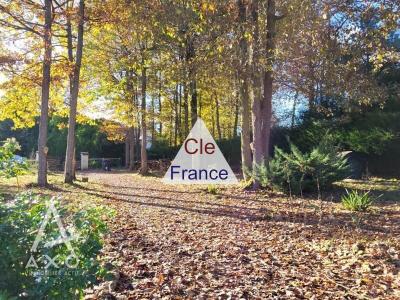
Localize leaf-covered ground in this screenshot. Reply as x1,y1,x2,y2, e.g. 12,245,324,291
1,172,399,299
77,172,399,300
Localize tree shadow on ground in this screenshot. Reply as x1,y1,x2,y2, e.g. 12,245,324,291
56,184,400,236
91,182,200,195
69,182,312,210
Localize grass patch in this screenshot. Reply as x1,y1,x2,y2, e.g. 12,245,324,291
335,177,399,202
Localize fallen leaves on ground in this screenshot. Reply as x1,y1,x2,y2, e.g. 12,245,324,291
18,172,399,299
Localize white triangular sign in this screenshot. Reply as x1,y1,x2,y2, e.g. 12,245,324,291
163,118,238,184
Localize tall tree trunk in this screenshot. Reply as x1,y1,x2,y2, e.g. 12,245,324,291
37,0,52,187
178,84,182,141
253,0,277,188
127,70,135,169
190,79,197,127
128,127,135,170
66,8,74,95
251,0,264,187
233,89,239,137
198,91,202,118
64,0,84,183
187,38,197,127
151,95,155,143
125,133,130,168
134,80,141,161
135,122,141,160
169,113,173,146
237,0,252,180
140,62,148,175
261,0,277,160
291,91,298,128
183,81,189,136
158,71,162,136
174,86,179,146
65,2,75,176
211,99,215,137
215,95,222,140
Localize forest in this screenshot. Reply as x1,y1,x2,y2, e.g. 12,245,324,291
0,0,399,299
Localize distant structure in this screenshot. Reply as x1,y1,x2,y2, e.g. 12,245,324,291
81,152,89,170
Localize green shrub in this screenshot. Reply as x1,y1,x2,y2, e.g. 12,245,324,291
339,128,394,155
0,192,113,299
216,137,241,165
0,138,29,185
148,139,179,160
341,189,374,211
89,159,102,169
0,290,17,300
254,137,350,196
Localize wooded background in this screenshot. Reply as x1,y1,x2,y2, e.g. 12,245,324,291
0,0,399,185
